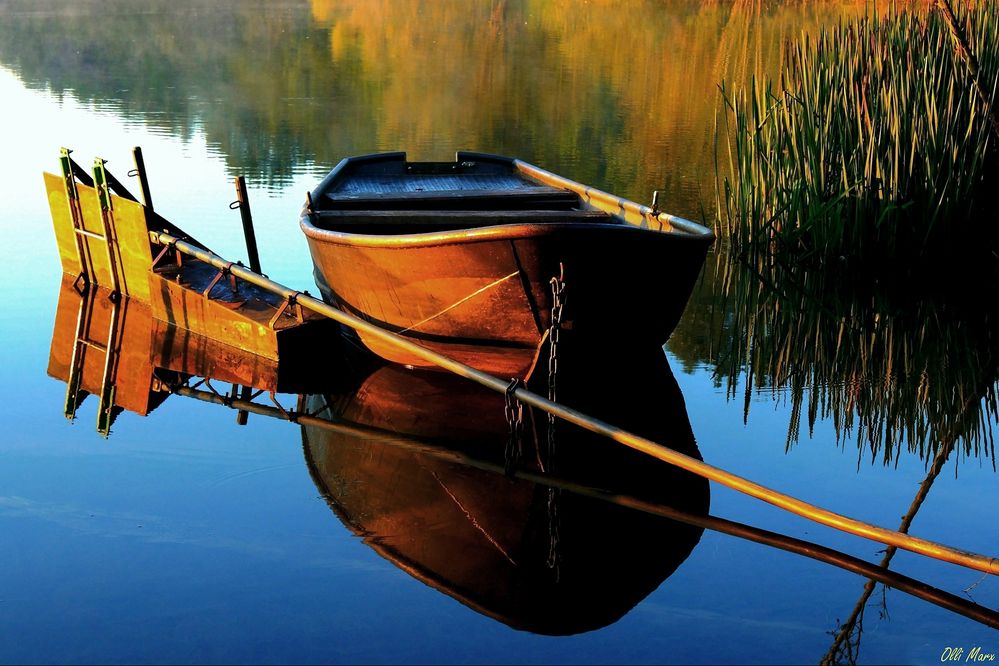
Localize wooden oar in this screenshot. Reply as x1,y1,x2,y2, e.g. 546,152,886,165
149,230,999,577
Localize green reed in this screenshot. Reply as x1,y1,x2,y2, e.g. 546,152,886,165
716,3,999,264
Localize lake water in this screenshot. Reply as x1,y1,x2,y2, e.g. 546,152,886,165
1,1,997,664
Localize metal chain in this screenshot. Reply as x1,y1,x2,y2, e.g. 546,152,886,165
546,263,565,577
504,378,524,475
547,263,566,464
546,487,561,579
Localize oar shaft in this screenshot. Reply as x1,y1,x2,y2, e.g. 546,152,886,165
150,230,999,576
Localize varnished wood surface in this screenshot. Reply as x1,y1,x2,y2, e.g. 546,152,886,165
45,169,338,367
301,152,713,376
306,224,708,377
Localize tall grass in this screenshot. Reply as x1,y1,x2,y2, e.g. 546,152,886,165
716,2,999,265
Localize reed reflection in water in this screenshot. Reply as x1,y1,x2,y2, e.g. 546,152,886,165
689,253,999,465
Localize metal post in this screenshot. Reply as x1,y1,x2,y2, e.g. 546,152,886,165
96,297,123,437
236,385,252,426
232,176,261,273
64,283,97,420
131,146,154,211
92,158,123,298
59,148,94,286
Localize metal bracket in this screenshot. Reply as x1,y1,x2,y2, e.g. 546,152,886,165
150,238,184,271
202,262,239,299
268,291,306,327
268,391,297,422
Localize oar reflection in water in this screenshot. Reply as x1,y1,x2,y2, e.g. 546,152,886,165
172,367,999,635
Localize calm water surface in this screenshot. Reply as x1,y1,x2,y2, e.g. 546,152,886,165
1,1,997,664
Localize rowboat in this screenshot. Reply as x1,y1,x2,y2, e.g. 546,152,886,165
300,151,714,377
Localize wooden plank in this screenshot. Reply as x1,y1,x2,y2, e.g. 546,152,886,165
44,171,154,301
148,270,280,361
312,209,613,229
46,171,85,276
150,318,280,391
324,188,581,211
149,259,333,361
316,209,610,219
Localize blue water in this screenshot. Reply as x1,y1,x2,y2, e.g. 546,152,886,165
1,2,997,664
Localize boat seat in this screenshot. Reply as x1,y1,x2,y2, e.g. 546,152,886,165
310,208,615,232
322,186,583,212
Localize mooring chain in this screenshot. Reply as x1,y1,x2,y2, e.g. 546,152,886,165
546,264,565,577
547,486,561,579
504,378,524,476
547,263,566,464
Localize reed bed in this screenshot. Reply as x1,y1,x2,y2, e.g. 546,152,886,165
716,2,999,264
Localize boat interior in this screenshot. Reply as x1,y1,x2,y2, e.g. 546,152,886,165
307,159,620,234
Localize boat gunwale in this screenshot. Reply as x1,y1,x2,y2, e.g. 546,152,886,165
300,218,714,249
301,151,715,249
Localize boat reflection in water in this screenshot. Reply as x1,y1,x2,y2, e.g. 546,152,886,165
46,270,709,634
301,344,710,636
45,272,999,638
46,274,341,434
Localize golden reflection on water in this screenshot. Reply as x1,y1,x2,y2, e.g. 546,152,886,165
307,0,878,209
303,355,709,636
0,0,880,208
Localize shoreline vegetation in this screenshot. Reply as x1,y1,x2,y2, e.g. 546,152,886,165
715,1,999,272
4,0,996,465
703,1,999,465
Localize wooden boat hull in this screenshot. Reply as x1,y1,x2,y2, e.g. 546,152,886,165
301,152,714,377
306,224,709,377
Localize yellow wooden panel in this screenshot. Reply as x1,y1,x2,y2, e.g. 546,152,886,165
107,193,154,302
148,273,281,360
150,319,280,391
44,172,83,276
46,276,159,416
44,171,155,302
